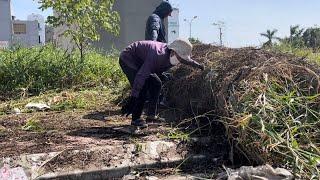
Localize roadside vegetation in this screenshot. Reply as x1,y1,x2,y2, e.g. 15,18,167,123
0,45,127,99
0,45,128,116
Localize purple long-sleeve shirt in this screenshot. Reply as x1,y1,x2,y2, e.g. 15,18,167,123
120,41,172,97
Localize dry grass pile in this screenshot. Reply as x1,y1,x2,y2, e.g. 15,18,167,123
167,44,320,179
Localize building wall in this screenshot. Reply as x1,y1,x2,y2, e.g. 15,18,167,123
54,0,165,52
0,0,13,48
28,14,45,45
12,20,41,47
53,14,75,50
93,0,165,52
45,25,54,43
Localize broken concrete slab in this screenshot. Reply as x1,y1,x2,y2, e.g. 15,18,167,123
2,140,209,180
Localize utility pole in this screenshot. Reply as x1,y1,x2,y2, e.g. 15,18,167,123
213,21,225,46
184,16,198,39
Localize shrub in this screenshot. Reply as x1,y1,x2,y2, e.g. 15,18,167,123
0,45,127,98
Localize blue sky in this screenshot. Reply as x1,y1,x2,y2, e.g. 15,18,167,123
172,0,320,47
11,0,52,20
12,0,320,47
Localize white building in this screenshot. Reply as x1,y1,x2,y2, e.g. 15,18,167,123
0,0,43,48
27,13,45,45
12,19,41,47
168,7,179,44
0,0,13,48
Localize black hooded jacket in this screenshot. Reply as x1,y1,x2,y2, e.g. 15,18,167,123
145,1,173,43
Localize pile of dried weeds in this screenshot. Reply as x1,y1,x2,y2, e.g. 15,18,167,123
167,44,320,178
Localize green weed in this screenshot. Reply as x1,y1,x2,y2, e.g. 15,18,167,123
272,43,320,64
22,118,43,132
166,129,190,141
231,78,320,178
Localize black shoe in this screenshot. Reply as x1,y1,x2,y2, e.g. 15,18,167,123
131,119,148,128
146,116,166,124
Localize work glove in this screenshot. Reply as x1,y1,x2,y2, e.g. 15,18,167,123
121,96,137,117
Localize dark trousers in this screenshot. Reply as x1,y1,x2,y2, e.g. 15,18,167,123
119,59,162,120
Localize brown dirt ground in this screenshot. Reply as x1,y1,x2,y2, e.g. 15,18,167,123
0,105,172,158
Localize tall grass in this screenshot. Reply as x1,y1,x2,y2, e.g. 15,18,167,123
230,77,320,179
272,43,320,64
0,45,127,98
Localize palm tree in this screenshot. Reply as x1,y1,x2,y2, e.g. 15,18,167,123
260,29,280,47
303,27,320,50
290,25,304,44
290,25,299,39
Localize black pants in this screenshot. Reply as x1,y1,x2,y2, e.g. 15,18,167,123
119,59,162,120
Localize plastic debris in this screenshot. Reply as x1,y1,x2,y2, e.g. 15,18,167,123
217,164,294,180
25,103,50,111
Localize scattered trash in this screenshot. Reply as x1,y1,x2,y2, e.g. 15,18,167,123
146,176,159,180
12,108,21,114
217,164,294,180
0,164,28,180
122,174,137,180
25,103,50,111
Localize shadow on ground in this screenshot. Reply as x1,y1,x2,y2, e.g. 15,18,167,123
67,126,148,140
82,109,121,121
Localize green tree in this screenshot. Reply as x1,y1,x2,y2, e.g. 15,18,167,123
302,27,320,50
188,37,202,45
260,29,280,47
39,0,120,62
290,25,303,41
286,25,305,48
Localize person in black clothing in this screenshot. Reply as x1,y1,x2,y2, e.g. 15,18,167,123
145,1,173,43
145,1,173,114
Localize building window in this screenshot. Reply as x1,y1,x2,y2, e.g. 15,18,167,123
13,24,26,34
39,36,41,44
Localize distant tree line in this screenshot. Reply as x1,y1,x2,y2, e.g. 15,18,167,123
261,25,320,50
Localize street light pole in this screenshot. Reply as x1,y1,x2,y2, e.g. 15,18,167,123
184,16,198,39
213,21,225,46
189,21,192,39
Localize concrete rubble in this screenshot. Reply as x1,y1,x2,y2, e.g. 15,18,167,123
0,164,28,180
0,140,194,179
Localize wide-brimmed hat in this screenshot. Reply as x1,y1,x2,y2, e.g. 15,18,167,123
168,38,193,61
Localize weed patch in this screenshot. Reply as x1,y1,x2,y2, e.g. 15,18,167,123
22,118,43,132
0,45,127,99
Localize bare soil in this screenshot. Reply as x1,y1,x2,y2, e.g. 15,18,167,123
0,105,171,158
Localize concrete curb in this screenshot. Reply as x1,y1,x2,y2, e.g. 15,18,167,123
38,156,207,180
